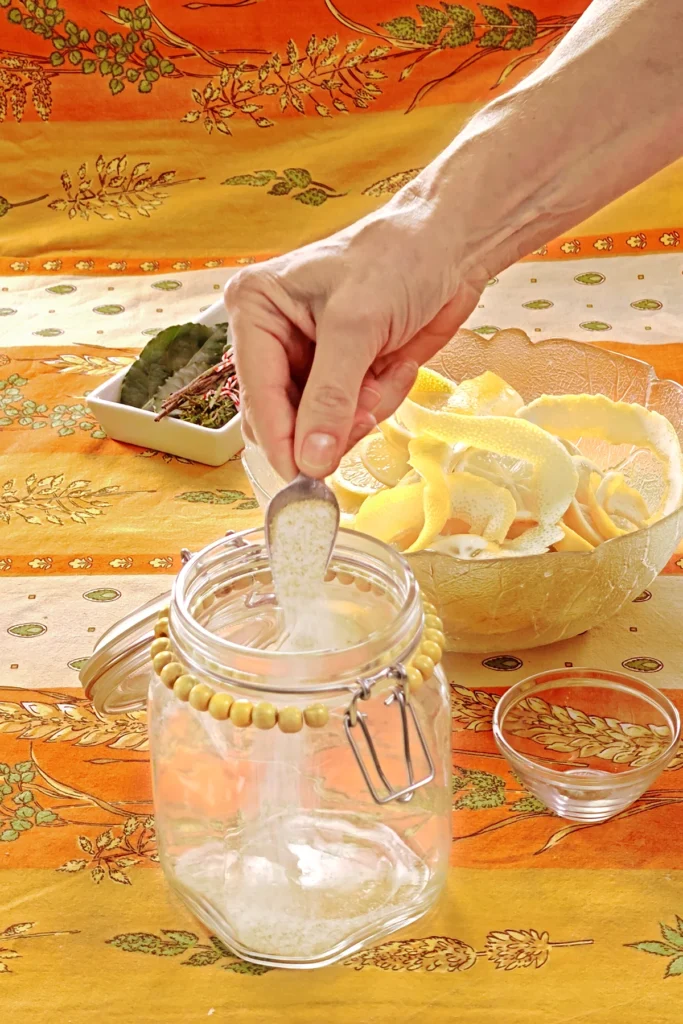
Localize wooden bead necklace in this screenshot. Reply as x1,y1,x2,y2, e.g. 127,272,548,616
151,575,445,733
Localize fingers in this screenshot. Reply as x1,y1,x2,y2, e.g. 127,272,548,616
294,311,373,478
226,282,298,481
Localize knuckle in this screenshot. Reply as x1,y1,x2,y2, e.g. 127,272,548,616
309,382,355,418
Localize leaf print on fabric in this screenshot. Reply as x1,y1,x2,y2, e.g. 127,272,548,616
0,55,51,123
0,191,48,219
0,374,104,437
452,767,507,810
42,353,133,375
0,475,154,527
57,818,157,884
344,929,593,972
0,922,80,976
106,929,271,973
362,168,423,197
627,916,683,978
0,693,148,750
222,168,346,205
174,489,257,508
0,758,64,845
47,155,203,221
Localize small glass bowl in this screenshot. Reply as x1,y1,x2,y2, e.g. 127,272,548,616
492,668,681,822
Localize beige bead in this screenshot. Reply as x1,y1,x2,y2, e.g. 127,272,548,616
422,600,438,616
189,683,214,711
160,661,184,687
173,675,196,701
278,706,303,734
424,628,446,648
152,651,174,676
303,704,329,729
150,637,171,659
424,614,443,632
355,578,372,593
252,702,278,730
337,572,354,586
208,692,233,721
324,570,336,583
230,700,253,728
154,617,169,638
421,640,443,664
413,654,435,680
407,666,424,691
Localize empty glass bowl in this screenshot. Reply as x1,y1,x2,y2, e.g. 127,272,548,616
492,668,681,822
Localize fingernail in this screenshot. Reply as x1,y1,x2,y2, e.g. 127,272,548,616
393,360,419,389
300,432,337,474
359,385,382,412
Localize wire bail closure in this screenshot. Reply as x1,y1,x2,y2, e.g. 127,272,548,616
344,666,436,805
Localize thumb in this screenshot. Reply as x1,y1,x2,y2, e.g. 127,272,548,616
294,315,371,477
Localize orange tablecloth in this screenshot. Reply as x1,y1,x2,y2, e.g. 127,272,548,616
2,1,683,1020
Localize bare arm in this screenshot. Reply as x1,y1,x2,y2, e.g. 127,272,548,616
227,0,683,481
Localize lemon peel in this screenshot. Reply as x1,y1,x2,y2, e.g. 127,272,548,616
428,534,510,559
359,432,410,487
519,393,683,519
447,371,524,416
398,399,577,552
354,482,424,548
406,437,453,552
553,522,595,553
596,471,649,526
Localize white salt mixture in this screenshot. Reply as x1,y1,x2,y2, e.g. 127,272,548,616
268,496,362,651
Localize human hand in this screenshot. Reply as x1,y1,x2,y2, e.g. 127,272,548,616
225,195,487,481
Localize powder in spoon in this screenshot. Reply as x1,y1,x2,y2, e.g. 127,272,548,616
268,497,360,652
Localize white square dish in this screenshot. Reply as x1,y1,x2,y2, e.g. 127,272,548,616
87,298,242,467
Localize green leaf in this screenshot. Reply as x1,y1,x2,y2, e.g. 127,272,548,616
580,320,612,332
14,790,32,804
666,956,683,977
268,180,293,196
93,304,125,315
106,932,197,956
222,961,271,975
83,59,96,74
472,325,499,335
660,924,683,950
50,51,64,66
478,27,507,46
222,170,277,187
509,5,537,29
479,5,511,25
504,26,535,48
11,819,32,832
294,187,329,207
417,5,449,29
151,280,182,291
161,930,198,947
631,298,662,311
47,284,76,294
183,948,222,967
379,16,419,41
120,322,225,408
283,167,312,188
627,941,678,956
210,936,233,957
441,16,475,46
174,489,245,505
452,767,507,810
32,328,64,337
35,809,57,824
510,794,546,812
109,78,124,96
522,299,554,310
0,831,18,842
574,271,605,285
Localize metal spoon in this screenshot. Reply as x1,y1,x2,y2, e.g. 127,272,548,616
265,473,340,573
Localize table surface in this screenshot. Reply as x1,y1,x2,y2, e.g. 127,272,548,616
3,2,683,1019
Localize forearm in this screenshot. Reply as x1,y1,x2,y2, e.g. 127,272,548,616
405,0,683,281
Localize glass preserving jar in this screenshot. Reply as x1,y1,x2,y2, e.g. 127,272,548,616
82,527,452,970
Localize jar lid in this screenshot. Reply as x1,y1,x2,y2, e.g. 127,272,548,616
80,590,171,714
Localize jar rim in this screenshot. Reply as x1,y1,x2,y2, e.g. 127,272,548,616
169,526,423,694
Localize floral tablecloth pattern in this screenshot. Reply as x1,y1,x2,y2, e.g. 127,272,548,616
2,2,683,1021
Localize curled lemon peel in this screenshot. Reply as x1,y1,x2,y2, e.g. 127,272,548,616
597,471,649,526
447,371,524,417
399,396,578,552
518,393,683,519
354,482,425,548
406,437,453,552
553,522,595,553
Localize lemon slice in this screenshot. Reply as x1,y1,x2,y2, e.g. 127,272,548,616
359,432,410,487
378,414,413,453
329,448,385,513
563,498,603,547
398,395,577,552
519,393,683,519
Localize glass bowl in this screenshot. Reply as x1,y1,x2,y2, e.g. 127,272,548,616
492,667,681,822
242,329,683,653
